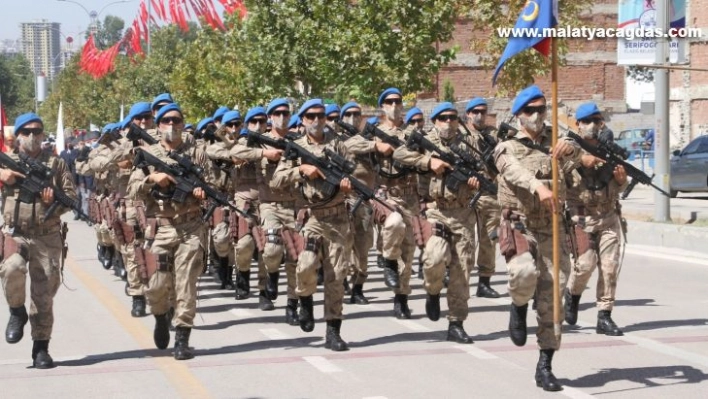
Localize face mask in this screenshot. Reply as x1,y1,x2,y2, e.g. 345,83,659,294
19,135,41,153
437,125,455,140
579,122,600,139
343,115,361,128
305,122,323,139
161,125,182,143
519,112,545,134
472,115,485,129
271,115,289,131
384,105,402,121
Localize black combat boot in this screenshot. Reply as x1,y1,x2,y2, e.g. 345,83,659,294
103,246,115,270
564,290,581,325
377,254,385,269
535,349,562,391
97,244,105,264
476,276,500,298
382,258,400,289
299,295,315,332
6,305,28,344
447,321,474,344
417,261,423,280
425,294,441,321
259,290,275,311
174,327,194,360
349,284,369,305
234,270,251,300
393,294,411,319
317,267,324,285
324,319,349,351
285,298,299,326
509,303,528,347
32,340,54,369
266,272,280,300
225,265,234,290
218,257,232,290
597,310,624,336
342,279,351,296
153,313,171,350
131,296,147,318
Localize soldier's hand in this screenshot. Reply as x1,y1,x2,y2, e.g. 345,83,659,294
581,154,603,168
0,168,25,185
340,177,352,193
192,187,206,200
613,165,628,185
536,185,558,213
263,149,283,162
149,172,176,188
429,158,452,175
299,164,325,180
117,159,133,169
231,157,247,166
552,140,574,159
41,187,54,205
467,176,480,190
375,142,394,156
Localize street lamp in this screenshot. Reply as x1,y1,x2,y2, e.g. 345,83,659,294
56,0,134,34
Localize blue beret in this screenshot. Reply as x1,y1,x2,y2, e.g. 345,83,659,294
155,103,183,124
288,115,301,129
102,123,115,133
340,102,361,117
465,97,487,112
297,99,325,117
575,102,602,120
240,127,248,136
512,85,545,115
378,87,402,107
325,104,340,116
367,116,379,125
213,106,230,121
430,102,457,121
222,110,242,125
244,107,267,124
184,124,194,130
404,107,423,124
119,116,133,129
13,112,43,135
196,117,214,132
128,102,151,119
266,98,290,115
151,93,174,110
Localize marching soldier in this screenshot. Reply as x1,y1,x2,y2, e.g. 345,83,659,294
213,106,231,128
0,112,77,368
404,107,425,132
494,85,581,391
151,93,174,115
325,104,341,133
564,102,627,336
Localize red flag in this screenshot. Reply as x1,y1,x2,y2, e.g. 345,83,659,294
0,103,6,153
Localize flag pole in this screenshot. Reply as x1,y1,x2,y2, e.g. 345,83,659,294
550,36,562,346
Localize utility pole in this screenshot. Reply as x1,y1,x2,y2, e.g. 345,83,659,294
654,0,671,222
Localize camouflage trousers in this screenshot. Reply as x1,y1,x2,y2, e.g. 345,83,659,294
376,194,418,296
145,219,206,328
475,194,500,277
259,202,297,300
297,208,352,320
422,206,476,322
0,231,63,340
506,222,571,350
349,200,374,285
119,204,145,297
95,219,114,247
567,213,622,311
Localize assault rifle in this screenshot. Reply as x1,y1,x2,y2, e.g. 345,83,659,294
132,148,249,222
336,120,415,178
0,152,89,221
459,122,500,175
566,131,669,199
126,123,158,146
406,130,498,208
202,125,220,144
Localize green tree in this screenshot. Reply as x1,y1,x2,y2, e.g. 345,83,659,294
0,54,35,120
87,15,126,49
442,79,455,102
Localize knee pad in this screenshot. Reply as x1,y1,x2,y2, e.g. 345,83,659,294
422,236,451,267
0,253,28,279
212,222,232,258
384,212,406,236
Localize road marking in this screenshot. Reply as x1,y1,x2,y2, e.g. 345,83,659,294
393,319,433,332
229,308,254,318
259,328,291,340
66,257,212,399
561,386,597,399
303,356,343,373
457,345,498,359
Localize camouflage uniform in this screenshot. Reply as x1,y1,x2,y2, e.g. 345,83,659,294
88,138,121,272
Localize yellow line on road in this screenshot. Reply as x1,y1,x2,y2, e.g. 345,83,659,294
66,256,212,399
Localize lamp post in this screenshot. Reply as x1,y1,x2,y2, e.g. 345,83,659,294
56,0,133,34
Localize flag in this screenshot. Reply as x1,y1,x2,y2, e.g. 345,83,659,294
0,93,6,152
492,0,558,85
56,102,65,154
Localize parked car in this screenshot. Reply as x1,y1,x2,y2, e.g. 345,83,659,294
615,128,652,154
669,135,708,198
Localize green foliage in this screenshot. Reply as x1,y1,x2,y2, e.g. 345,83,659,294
0,54,35,120
442,79,455,102
86,15,126,49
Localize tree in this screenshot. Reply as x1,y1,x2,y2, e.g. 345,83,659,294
442,79,455,102
88,15,126,49
0,54,35,120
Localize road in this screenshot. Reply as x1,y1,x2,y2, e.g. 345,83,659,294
1,215,707,398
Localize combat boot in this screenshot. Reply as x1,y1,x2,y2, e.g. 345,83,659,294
259,290,275,311
564,290,581,325
317,267,324,285
234,270,250,300
377,254,385,269
393,294,411,319
266,271,280,300
476,276,500,298
32,340,54,369
425,294,440,321
285,298,299,326
597,310,623,336
349,284,369,305
97,244,105,264
6,305,28,344
342,279,351,296
324,319,349,351
417,261,423,280
174,327,194,360
218,257,232,290
382,258,400,289
509,303,528,346
447,321,474,344
535,349,562,391
299,295,315,332
103,245,115,270
153,312,171,350
131,296,147,318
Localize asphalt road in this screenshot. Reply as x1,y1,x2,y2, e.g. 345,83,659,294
1,215,707,398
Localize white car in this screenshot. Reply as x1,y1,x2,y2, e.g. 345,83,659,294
670,135,708,198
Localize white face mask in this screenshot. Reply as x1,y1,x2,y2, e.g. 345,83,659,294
579,122,600,139
305,122,323,138
342,115,361,128
18,135,41,153
160,125,182,143
472,114,485,129
519,112,545,134
271,115,289,131
384,105,402,121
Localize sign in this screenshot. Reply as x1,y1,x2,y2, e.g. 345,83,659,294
617,0,687,65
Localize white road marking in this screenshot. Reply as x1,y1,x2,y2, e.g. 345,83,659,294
229,308,254,318
561,386,597,399
303,356,343,373
259,328,290,340
624,246,708,266
393,319,433,332
457,345,498,359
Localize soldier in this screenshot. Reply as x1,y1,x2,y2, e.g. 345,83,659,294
0,112,77,368
398,102,479,343
404,107,425,132
271,99,354,350
89,124,120,273
213,106,231,128
325,104,341,133
128,103,209,360
494,85,581,391
195,117,214,149
564,102,627,336
184,124,195,136
288,116,302,135
464,97,501,298
151,93,174,116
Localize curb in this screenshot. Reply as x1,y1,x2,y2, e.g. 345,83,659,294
627,220,708,256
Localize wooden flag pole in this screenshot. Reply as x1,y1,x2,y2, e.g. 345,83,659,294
551,36,562,346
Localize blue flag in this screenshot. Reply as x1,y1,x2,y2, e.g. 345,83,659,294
492,0,558,85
